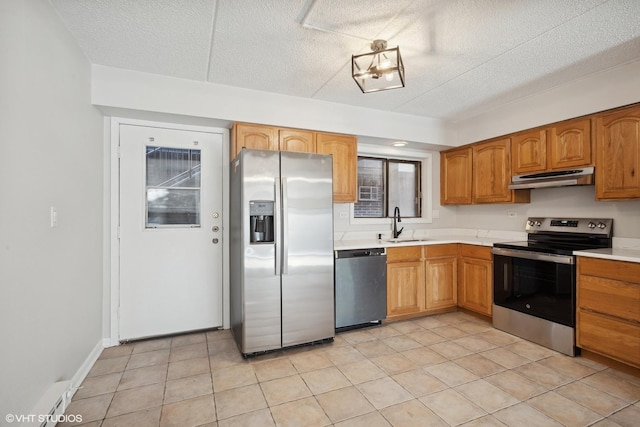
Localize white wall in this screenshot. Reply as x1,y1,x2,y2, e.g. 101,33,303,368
455,186,640,238
91,65,452,149
0,0,104,416
451,59,640,238
453,59,640,145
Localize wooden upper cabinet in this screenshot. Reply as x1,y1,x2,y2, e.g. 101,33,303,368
316,132,357,203
473,138,519,203
232,122,357,202
232,123,278,158
279,129,315,153
512,129,547,175
549,118,592,170
511,118,592,175
595,105,640,200
441,147,472,205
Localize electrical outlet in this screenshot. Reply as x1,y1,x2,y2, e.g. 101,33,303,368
339,211,348,219
50,206,58,227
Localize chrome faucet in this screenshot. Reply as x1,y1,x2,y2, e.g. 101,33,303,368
393,206,404,239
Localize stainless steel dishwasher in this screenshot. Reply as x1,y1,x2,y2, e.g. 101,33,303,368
334,248,387,330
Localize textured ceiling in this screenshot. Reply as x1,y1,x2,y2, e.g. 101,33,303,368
51,0,640,122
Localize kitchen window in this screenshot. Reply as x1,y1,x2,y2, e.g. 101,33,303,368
354,156,421,218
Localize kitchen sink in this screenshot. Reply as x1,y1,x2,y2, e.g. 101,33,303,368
386,238,429,243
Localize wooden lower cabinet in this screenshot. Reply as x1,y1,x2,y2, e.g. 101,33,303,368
387,246,424,318
424,245,458,310
457,245,493,316
577,257,640,368
387,260,425,317
386,245,457,320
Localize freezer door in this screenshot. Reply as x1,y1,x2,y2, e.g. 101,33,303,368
280,151,335,347
239,149,282,353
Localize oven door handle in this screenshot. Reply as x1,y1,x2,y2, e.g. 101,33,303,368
491,247,574,265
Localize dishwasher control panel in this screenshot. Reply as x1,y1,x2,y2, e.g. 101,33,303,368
335,248,386,258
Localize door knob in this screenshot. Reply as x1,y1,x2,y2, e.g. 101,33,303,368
212,225,220,232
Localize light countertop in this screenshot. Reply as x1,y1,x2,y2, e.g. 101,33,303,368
335,229,640,263
334,235,514,250
333,228,526,251
574,247,640,263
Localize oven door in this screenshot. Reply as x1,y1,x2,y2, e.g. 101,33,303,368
492,247,575,327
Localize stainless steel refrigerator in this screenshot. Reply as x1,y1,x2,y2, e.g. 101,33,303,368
230,149,335,356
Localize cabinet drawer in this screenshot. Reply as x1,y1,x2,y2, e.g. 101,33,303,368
578,274,640,323
578,257,640,284
387,246,423,263
578,310,640,368
459,244,491,260
424,244,457,258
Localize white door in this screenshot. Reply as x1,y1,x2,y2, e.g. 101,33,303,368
119,124,223,340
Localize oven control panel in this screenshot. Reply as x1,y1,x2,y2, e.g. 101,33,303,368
526,217,613,236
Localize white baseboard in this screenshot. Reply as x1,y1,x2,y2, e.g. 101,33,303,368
70,339,104,394
22,339,104,427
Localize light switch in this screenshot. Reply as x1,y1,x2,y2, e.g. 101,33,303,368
50,206,58,228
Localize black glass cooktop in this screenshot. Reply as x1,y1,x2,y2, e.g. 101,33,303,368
494,234,612,256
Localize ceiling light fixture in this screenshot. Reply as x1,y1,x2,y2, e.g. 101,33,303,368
352,40,405,93
393,141,407,147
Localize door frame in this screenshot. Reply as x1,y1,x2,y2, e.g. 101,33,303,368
106,117,230,346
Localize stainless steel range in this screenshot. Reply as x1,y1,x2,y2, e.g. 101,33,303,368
492,217,613,356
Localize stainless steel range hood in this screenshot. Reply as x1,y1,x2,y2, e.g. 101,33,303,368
508,166,594,190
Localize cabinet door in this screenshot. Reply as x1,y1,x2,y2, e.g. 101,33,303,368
386,261,425,318
440,147,472,205
549,118,592,170
316,133,357,203
577,310,640,368
458,256,492,316
280,129,315,153
595,106,640,200
232,123,278,158
512,129,547,175
425,256,457,310
472,138,514,204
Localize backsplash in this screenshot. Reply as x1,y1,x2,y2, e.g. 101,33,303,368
335,185,640,239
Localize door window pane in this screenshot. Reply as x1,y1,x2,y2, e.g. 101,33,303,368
146,146,201,227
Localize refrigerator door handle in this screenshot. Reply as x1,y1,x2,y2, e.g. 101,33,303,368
274,178,281,276
281,177,289,275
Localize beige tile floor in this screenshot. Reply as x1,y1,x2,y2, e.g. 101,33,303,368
60,312,640,426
